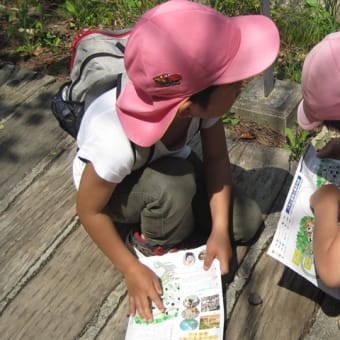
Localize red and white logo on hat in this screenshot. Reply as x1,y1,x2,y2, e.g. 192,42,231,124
153,73,182,87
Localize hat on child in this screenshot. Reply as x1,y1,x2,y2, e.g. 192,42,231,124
297,32,340,130
117,0,280,147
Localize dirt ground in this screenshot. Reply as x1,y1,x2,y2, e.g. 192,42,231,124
0,18,74,81
0,18,286,148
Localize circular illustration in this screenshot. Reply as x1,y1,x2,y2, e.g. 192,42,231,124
181,307,199,320
300,253,316,279
198,250,206,261
183,252,195,266
183,295,200,308
179,319,199,331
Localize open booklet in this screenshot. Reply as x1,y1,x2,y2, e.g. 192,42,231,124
267,143,340,299
125,245,224,340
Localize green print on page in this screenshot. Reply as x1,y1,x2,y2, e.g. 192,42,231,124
134,261,180,325
296,216,314,257
292,216,316,278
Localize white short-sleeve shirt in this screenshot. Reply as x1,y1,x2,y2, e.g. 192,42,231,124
72,88,219,189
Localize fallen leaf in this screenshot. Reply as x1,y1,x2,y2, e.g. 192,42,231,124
33,46,50,56
240,132,256,140
44,57,55,65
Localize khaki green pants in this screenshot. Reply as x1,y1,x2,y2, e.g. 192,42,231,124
108,153,263,246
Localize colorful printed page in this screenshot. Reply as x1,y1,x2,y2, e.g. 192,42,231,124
267,144,340,299
125,245,224,340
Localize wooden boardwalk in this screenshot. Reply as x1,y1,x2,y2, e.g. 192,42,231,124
0,64,340,339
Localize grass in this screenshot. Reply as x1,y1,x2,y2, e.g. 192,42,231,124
272,0,340,82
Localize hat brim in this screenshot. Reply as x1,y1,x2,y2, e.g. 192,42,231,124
117,82,186,147
297,100,322,130
215,15,280,84
117,15,280,147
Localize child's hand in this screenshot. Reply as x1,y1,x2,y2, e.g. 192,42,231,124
124,262,164,322
317,138,340,160
204,228,232,275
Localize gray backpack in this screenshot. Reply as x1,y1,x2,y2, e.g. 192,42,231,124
51,28,154,169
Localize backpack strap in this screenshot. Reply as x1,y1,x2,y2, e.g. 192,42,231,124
116,72,129,100
132,144,155,171
197,118,202,132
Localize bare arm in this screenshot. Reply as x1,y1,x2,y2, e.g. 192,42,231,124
310,184,340,288
200,119,232,274
77,162,164,321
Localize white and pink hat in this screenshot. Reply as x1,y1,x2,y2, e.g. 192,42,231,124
297,32,340,130
117,0,280,146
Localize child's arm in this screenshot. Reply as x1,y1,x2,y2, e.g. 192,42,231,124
310,184,340,288
200,119,232,275
77,162,164,321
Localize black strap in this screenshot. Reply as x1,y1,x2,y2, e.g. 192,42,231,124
146,145,155,164
197,118,203,132
116,73,123,99
115,41,126,54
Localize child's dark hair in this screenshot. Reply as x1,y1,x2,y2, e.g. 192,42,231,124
189,85,217,109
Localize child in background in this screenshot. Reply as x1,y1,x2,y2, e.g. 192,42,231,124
74,0,280,321
297,31,340,288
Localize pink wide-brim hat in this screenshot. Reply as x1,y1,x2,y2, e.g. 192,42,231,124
297,31,340,130
117,0,280,147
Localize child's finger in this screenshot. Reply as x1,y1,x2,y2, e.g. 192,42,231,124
153,277,163,296
150,281,165,313
129,296,136,316
203,252,214,270
219,260,230,275
135,296,154,322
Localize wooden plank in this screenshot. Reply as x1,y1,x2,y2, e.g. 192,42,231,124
229,143,291,214
88,293,129,340
0,79,74,202
226,254,322,340
0,125,295,339
0,147,76,305
229,142,290,170
0,227,124,340
225,143,293,322
225,144,322,340
0,66,56,120
0,64,16,87
304,294,340,339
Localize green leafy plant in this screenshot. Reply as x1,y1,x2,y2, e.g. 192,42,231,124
61,0,99,28
272,0,340,81
284,126,310,162
43,31,61,51
222,113,240,126
2,0,61,56
110,0,164,28
322,0,340,18
59,0,163,29
204,0,259,14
